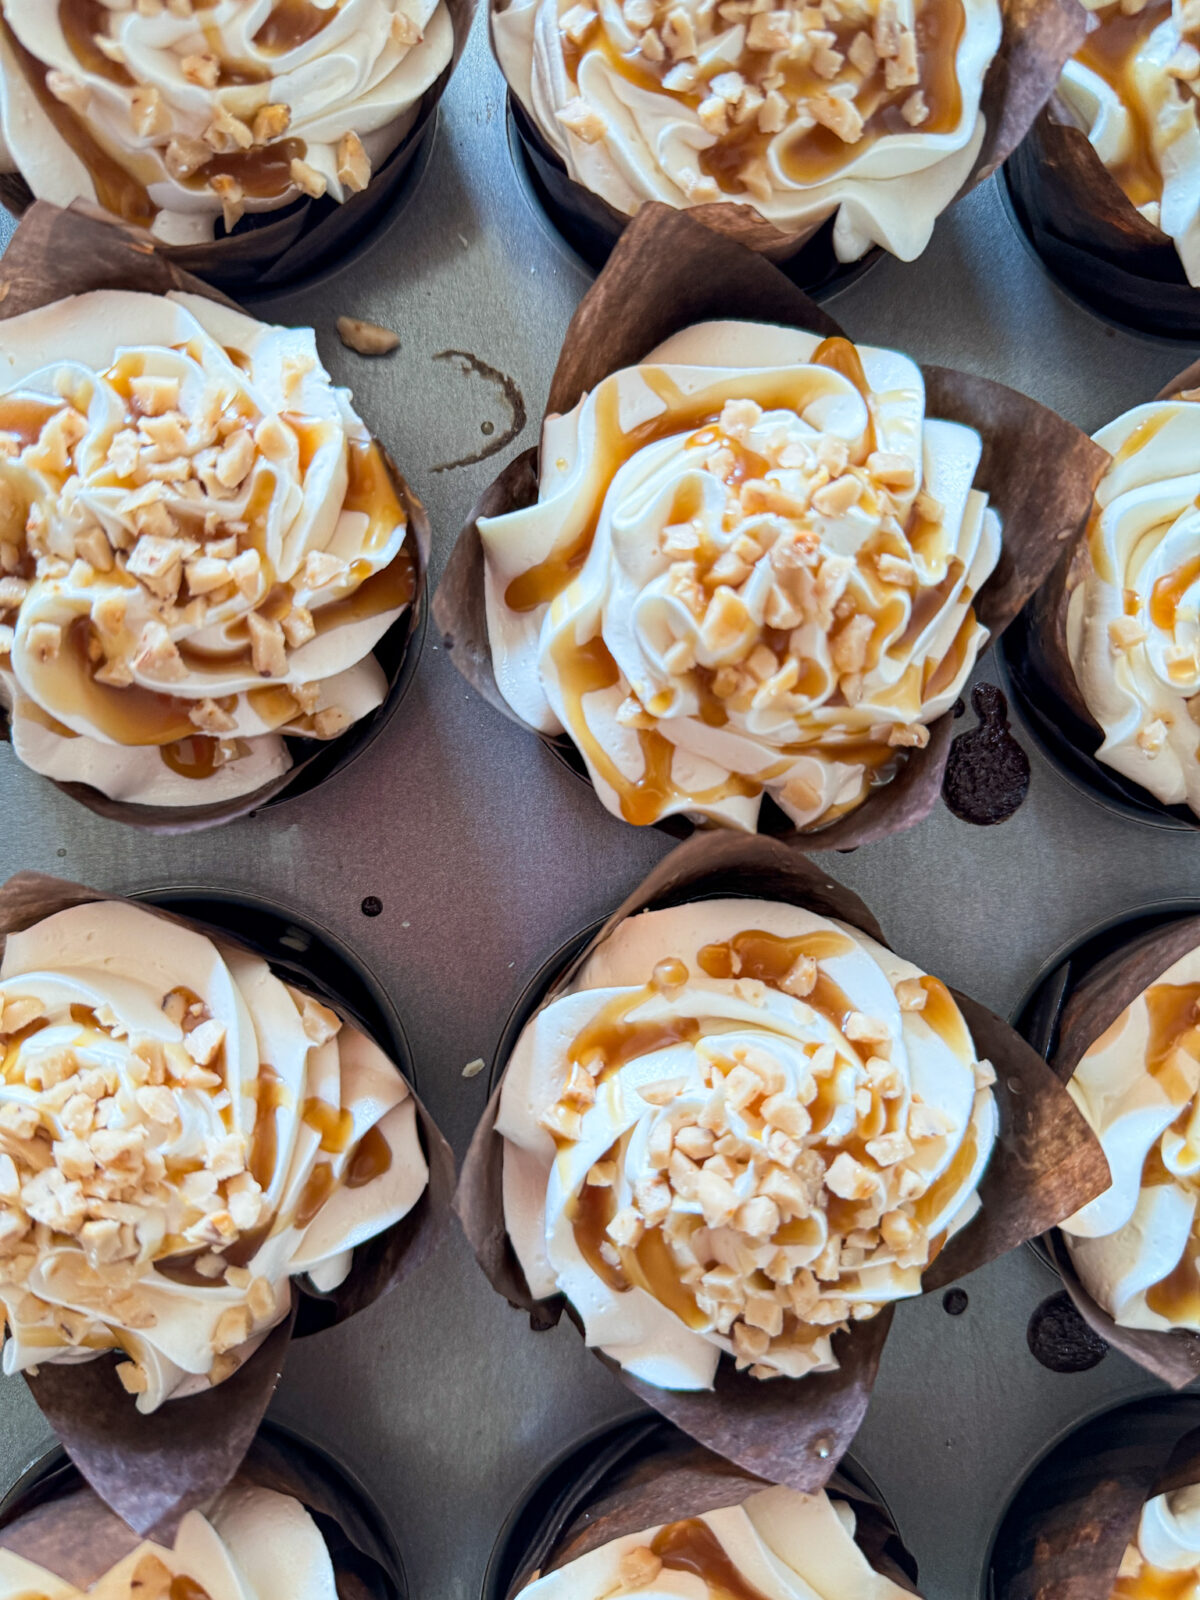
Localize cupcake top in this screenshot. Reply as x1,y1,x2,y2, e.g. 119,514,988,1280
0,899,428,1411
1059,0,1200,288
518,1484,911,1598
1065,393,1200,817
0,0,454,245
480,319,1000,834
1113,1485,1200,1596
0,1483,339,1600
1061,937,1200,1331
497,898,997,1388
0,288,416,809
492,0,1001,261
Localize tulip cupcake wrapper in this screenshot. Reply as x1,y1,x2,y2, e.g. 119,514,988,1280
489,0,1086,285
0,0,477,298
433,202,1107,850
1011,353,1200,834
989,1395,1200,1600
1004,99,1200,341
0,1421,406,1599
0,203,430,836
503,93,886,296
0,871,455,1539
485,1413,920,1599
1014,903,1200,1389
455,829,1109,1491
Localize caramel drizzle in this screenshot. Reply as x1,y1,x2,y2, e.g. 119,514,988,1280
1076,0,1175,211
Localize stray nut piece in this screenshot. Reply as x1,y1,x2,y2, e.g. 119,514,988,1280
337,316,401,356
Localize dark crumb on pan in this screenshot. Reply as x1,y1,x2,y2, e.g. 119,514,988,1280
942,1289,969,1316
361,896,384,917
942,684,1031,825
1026,1291,1108,1373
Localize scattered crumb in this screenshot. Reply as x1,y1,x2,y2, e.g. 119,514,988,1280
462,1058,485,1079
336,316,400,356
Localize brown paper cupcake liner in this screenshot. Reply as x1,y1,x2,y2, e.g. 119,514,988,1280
492,0,1086,284
0,871,455,1537
454,831,1109,1491
1007,354,1200,832
1015,907,1200,1388
0,203,430,836
990,1396,1200,1600
0,1421,406,1596
486,1414,920,1598
1005,95,1200,339
433,202,1108,851
0,0,475,297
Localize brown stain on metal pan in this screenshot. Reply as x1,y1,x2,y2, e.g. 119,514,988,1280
432,350,527,472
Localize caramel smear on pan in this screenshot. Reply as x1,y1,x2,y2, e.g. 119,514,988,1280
560,0,964,202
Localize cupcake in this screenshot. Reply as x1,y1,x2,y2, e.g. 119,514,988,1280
0,1423,403,1592
0,203,428,832
990,1396,1200,1600
1005,4,1200,336
0,0,467,292
436,204,1107,848
1011,372,1200,829
457,832,1108,1485
490,0,1086,283
1023,903,1200,1386
0,872,452,1530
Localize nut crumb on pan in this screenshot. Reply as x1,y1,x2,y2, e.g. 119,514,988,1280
337,317,401,356
462,1057,486,1078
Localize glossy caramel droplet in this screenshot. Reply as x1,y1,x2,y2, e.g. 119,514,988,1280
296,1159,335,1227
650,1520,772,1600
255,0,340,52
346,1124,392,1188
303,1097,355,1153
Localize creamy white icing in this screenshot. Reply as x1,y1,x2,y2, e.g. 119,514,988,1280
518,1486,912,1599
0,899,429,1412
0,289,416,809
1059,0,1200,288
493,0,1000,262
498,898,997,1390
0,0,454,245
1061,940,1200,1331
0,1483,338,1600
1114,1485,1200,1593
480,320,1000,833
1066,394,1200,816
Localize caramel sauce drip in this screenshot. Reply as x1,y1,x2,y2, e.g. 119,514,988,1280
60,0,133,84
3,20,156,225
185,138,309,202
569,983,704,1083
651,1520,772,1600
812,336,876,454
1150,555,1200,633
295,1159,335,1227
910,1117,978,1229
696,927,857,1036
53,619,196,750
248,1063,287,1190
303,1096,355,1153
160,735,248,780
569,1160,625,1289
0,397,62,448
1114,407,1172,467
170,1576,213,1600
1135,982,1200,1322
255,0,340,52
2,1018,50,1080
346,1123,392,1188
153,1250,218,1287
1113,1565,1198,1600
1076,0,1173,209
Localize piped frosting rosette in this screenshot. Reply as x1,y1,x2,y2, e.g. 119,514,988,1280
519,1483,913,1599
1060,937,1200,1334
0,0,454,246
1065,393,1200,817
480,319,1000,833
0,897,428,1413
1058,0,1200,289
492,0,1002,263
497,896,997,1388
0,287,417,812
0,1483,345,1600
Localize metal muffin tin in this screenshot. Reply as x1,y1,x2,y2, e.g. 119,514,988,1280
3,13,1200,1597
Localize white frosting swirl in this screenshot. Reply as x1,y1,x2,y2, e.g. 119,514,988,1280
493,0,1000,262
519,1486,911,1599
0,0,454,245
498,898,997,1389
0,1483,339,1600
1066,394,1200,816
0,900,429,1412
481,320,1000,833
1061,941,1200,1331
1115,1485,1200,1593
0,289,416,809
1059,0,1200,288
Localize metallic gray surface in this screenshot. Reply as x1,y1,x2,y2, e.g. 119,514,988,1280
0,15,1195,1597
